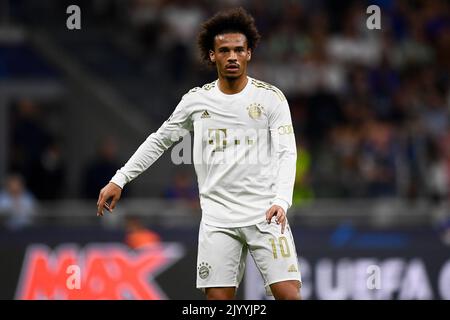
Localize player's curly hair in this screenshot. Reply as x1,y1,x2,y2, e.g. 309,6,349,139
197,7,261,66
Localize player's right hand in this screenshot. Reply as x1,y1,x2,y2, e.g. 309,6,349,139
97,182,122,216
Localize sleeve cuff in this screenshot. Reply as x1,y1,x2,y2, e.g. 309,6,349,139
272,198,290,213
110,171,127,189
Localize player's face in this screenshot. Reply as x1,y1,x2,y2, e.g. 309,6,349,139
209,33,251,80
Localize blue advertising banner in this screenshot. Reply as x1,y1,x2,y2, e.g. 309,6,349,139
0,225,448,300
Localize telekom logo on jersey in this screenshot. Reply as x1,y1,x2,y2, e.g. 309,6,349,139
169,122,295,165
16,244,184,300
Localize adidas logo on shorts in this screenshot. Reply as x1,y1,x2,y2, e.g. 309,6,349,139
288,264,298,273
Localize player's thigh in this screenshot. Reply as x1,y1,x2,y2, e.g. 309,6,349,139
270,280,301,300
244,220,301,287
197,221,247,288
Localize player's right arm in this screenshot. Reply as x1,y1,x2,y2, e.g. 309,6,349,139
96,97,193,216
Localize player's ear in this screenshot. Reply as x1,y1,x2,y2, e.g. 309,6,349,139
209,50,215,63
247,48,251,61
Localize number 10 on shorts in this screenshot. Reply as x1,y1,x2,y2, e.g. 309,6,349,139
269,236,291,259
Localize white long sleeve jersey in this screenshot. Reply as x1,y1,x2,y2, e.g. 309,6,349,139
111,76,297,227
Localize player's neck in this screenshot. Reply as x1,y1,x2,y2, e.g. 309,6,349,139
217,75,248,95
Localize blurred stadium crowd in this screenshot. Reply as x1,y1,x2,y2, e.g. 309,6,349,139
1,0,450,217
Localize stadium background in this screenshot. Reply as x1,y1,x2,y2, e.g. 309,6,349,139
0,0,449,299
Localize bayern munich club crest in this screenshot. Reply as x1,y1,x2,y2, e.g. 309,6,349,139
198,262,212,279
247,103,263,120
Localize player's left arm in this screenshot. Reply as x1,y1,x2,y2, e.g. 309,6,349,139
266,97,297,234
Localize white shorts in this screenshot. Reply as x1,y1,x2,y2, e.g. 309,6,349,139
196,219,302,296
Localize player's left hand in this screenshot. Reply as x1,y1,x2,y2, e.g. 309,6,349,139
266,205,286,234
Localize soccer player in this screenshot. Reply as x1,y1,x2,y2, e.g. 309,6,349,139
97,7,301,300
